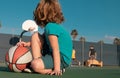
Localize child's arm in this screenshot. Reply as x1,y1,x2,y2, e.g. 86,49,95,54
48,35,61,75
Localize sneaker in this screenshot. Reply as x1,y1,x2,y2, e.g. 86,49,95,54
61,68,65,74
23,68,32,73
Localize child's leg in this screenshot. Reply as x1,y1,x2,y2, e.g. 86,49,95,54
30,32,52,74
31,32,43,59
31,58,52,74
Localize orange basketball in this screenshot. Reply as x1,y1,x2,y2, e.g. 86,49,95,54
5,45,32,72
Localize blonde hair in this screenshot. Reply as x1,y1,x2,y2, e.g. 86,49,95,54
34,0,64,27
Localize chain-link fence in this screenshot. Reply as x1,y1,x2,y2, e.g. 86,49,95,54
0,33,120,66
73,41,120,66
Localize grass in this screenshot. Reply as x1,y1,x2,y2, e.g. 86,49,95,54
0,63,120,78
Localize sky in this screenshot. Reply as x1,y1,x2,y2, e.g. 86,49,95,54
0,0,120,44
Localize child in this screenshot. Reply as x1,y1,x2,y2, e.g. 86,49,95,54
88,45,97,60
86,45,103,67
71,48,80,66
17,0,72,76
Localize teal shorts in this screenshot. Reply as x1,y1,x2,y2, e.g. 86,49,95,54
41,54,69,69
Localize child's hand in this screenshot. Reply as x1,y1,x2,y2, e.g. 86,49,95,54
48,69,62,76
17,41,30,47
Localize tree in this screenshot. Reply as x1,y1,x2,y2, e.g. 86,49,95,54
80,36,86,42
71,29,78,40
114,38,120,45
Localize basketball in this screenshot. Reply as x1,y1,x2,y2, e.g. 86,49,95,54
5,45,32,72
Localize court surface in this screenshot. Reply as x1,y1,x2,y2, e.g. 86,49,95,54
0,63,120,78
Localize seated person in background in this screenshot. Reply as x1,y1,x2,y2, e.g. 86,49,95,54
88,45,97,60
85,45,103,67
